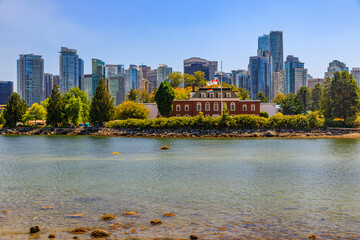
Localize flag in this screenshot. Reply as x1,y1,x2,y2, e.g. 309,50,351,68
207,79,219,86
207,89,213,93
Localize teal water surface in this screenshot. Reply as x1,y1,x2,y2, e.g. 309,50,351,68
0,136,360,239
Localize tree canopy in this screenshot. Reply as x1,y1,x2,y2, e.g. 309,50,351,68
126,88,138,102
184,71,206,91
296,86,312,113
63,87,90,125
155,80,175,117
3,92,28,127
114,101,149,120
311,83,322,111
280,93,303,115
46,85,65,127
23,103,46,124
256,91,269,103
167,72,183,88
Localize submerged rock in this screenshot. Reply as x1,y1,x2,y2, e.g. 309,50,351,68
150,219,162,225
112,152,122,155
69,227,88,234
90,229,110,238
158,145,170,150
190,235,198,240
162,213,175,217
100,214,117,221
30,225,40,234
48,233,56,238
67,214,84,218
308,234,318,239
123,211,138,216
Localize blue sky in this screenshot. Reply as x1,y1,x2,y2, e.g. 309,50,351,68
1,0,360,89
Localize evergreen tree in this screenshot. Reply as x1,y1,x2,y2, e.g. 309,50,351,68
296,86,312,113
280,93,303,115
126,88,138,102
155,80,175,117
46,85,65,127
89,78,115,126
311,83,323,111
3,92,28,127
256,91,269,103
321,71,360,122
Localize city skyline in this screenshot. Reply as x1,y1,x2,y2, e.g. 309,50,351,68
1,0,360,91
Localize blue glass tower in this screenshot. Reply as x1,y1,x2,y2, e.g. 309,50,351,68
92,58,106,95
60,47,82,92
78,58,84,89
0,81,13,105
258,34,270,56
17,54,44,106
269,31,284,73
248,56,270,99
285,55,307,94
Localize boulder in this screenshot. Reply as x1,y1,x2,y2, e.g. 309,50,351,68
69,227,88,234
48,233,56,238
308,234,318,239
150,219,162,225
90,229,110,238
162,213,175,217
190,235,199,240
100,214,117,221
158,145,170,150
264,130,276,137
123,211,138,216
30,225,40,234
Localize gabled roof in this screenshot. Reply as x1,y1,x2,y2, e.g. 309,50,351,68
191,88,238,99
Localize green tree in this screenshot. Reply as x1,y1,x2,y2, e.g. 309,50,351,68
139,89,154,103
280,93,303,115
321,71,360,122
0,111,5,126
238,88,250,100
155,80,175,117
311,83,323,111
114,101,149,120
296,86,312,113
41,97,50,110
126,88,138,102
23,103,46,124
89,78,115,126
46,85,65,127
256,91,269,103
63,87,91,125
3,92,28,127
273,93,286,105
184,71,206,91
167,72,183,88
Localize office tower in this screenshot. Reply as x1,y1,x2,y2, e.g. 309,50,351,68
125,65,140,95
157,64,172,88
324,60,349,79
81,74,93,98
107,73,126,106
17,54,44,106
257,34,270,56
184,57,218,81
258,31,284,73
44,73,54,99
0,81,13,105
106,64,124,77
214,72,232,85
307,78,324,89
351,68,360,87
92,59,106,95
248,56,270,99
271,70,285,99
59,47,83,92
148,69,158,90
139,65,151,92
285,55,307,94
231,70,249,90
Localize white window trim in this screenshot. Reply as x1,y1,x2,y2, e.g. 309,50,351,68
185,105,189,111
251,104,255,111
226,93,231,98
197,102,202,111
230,102,236,111
214,102,219,111
201,93,206,98
176,114,181,117
205,102,210,111
176,105,181,111
243,104,247,111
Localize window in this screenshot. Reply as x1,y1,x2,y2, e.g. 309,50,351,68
242,104,247,111
251,104,255,111
185,105,189,111
226,93,231,98
205,114,210,117
214,102,219,111
176,105,180,111
213,114,220,117
230,102,236,111
201,93,206,98
218,93,222,98
205,102,210,111
209,93,214,98
185,114,189,117
176,114,181,117
197,102,202,111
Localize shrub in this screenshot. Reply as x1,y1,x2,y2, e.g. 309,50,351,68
114,101,149,120
307,111,325,129
260,111,269,118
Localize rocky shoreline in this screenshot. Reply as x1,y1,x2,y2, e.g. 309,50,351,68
1,127,360,138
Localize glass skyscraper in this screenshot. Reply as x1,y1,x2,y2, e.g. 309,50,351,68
92,59,106,95
17,54,44,106
0,81,13,105
269,31,284,73
248,56,270,99
285,55,307,94
59,47,83,93
157,64,172,88
183,57,218,81
257,34,270,56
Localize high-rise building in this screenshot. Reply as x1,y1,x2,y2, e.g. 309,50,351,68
157,64,172,88
0,81,13,105
214,72,232,85
44,73,53,99
125,65,141,94
92,59,106,95
148,69,158,90
231,70,249,90
351,68,360,87
324,60,349,79
81,74,93,98
307,78,324,89
105,64,127,105
17,54,44,106
285,55,307,94
139,65,151,92
258,31,284,73
59,47,83,92
271,70,285,99
106,64,124,77
248,56,270,99
257,34,270,56
184,57,218,81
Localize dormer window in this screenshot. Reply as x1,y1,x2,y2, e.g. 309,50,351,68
217,93,222,98
209,93,214,98
226,93,231,98
201,93,206,98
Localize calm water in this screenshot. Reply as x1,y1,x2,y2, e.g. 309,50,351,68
1,136,360,239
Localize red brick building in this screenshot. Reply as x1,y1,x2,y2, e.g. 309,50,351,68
171,88,260,117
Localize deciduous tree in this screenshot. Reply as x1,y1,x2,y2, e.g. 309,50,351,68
256,91,269,103
280,93,303,115
167,72,183,88
114,101,149,120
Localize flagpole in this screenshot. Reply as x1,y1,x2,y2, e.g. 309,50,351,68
220,60,223,115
